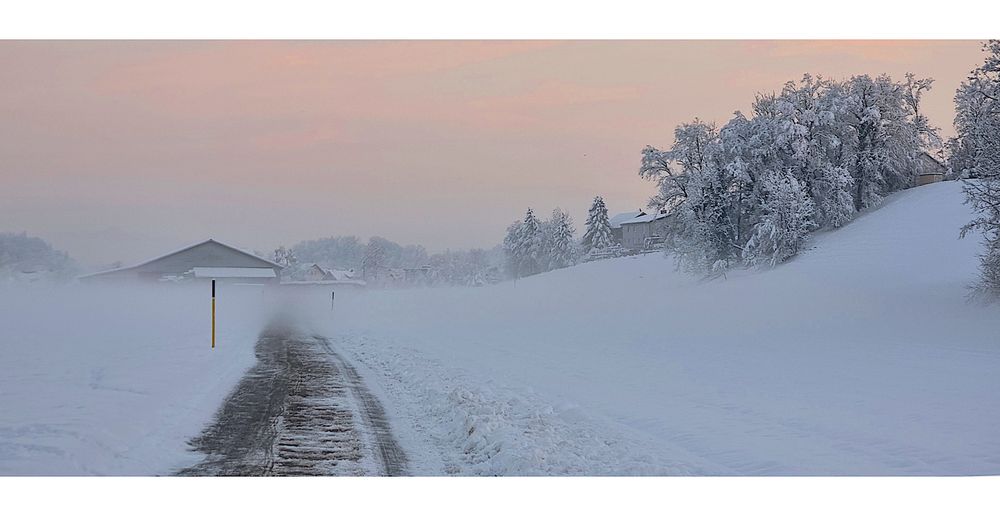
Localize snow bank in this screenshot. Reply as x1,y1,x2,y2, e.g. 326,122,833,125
330,331,699,475
301,181,1000,475
0,283,267,475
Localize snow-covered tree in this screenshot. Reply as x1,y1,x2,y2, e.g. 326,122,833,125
742,173,817,267
272,246,290,267
543,208,577,270
503,220,523,278
581,196,614,254
516,208,544,276
503,208,545,279
955,41,1000,300
640,120,717,214
428,246,504,286
362,240,386,281
0,232,79,283
639,72,935,275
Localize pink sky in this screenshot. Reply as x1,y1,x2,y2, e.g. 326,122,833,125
0,40,984,266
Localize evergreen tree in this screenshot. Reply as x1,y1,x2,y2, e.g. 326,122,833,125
516,208,544,276
503,220,523,278
544,208,577,270
582,196,614,254
502,209,545,279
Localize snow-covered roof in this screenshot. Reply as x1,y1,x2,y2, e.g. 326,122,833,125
137,239,283,269
327,269,355,281
79,238,282,279
619,211,670,225
609,211,644,229
191,267,276,279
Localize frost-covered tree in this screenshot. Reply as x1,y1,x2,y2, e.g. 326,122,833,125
543,208,577,270
581,196,614,254
640,72,935,275
429,246,504,286
834,74,932,211
763,76,854,228
640,120,717,214
291,235,427,270
272,246,290,267
292,235,366,269
503,220,523,278
362,240,386,281
742,173,817,267
955,41,1000,300
503,208,545,279
516,208,544,276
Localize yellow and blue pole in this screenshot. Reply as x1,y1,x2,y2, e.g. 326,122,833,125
211,279,216,349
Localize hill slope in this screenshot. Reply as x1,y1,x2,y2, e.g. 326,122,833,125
319,180,1000,475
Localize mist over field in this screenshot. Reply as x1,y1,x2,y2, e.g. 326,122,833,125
2,39,1000,478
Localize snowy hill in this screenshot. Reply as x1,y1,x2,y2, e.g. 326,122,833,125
317,180,1000,475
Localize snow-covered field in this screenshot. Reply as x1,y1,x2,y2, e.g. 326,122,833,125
2,181,997,476
302,181,1000,475
0,284,266,475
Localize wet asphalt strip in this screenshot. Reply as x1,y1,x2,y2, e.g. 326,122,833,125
177,321,407,476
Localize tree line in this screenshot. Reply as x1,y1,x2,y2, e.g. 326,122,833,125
502,196,628,279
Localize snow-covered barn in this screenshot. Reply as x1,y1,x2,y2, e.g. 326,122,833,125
79,239,283,284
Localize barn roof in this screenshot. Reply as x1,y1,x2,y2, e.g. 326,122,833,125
609,211,644,229
79,238,282,279
619,211,670,225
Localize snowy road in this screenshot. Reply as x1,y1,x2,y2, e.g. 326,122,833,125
178,320,407,476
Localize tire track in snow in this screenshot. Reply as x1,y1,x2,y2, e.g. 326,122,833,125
313,334,408,476
176,321,406,476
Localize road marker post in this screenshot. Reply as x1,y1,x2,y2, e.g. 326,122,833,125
212,279,216,349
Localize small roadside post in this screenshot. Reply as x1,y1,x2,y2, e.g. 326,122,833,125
212,279,216,349
331,290,335,312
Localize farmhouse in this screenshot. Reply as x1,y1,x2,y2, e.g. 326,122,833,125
915,151,947,186
620,211,670,251
79,239,283,284
609,210,644,245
